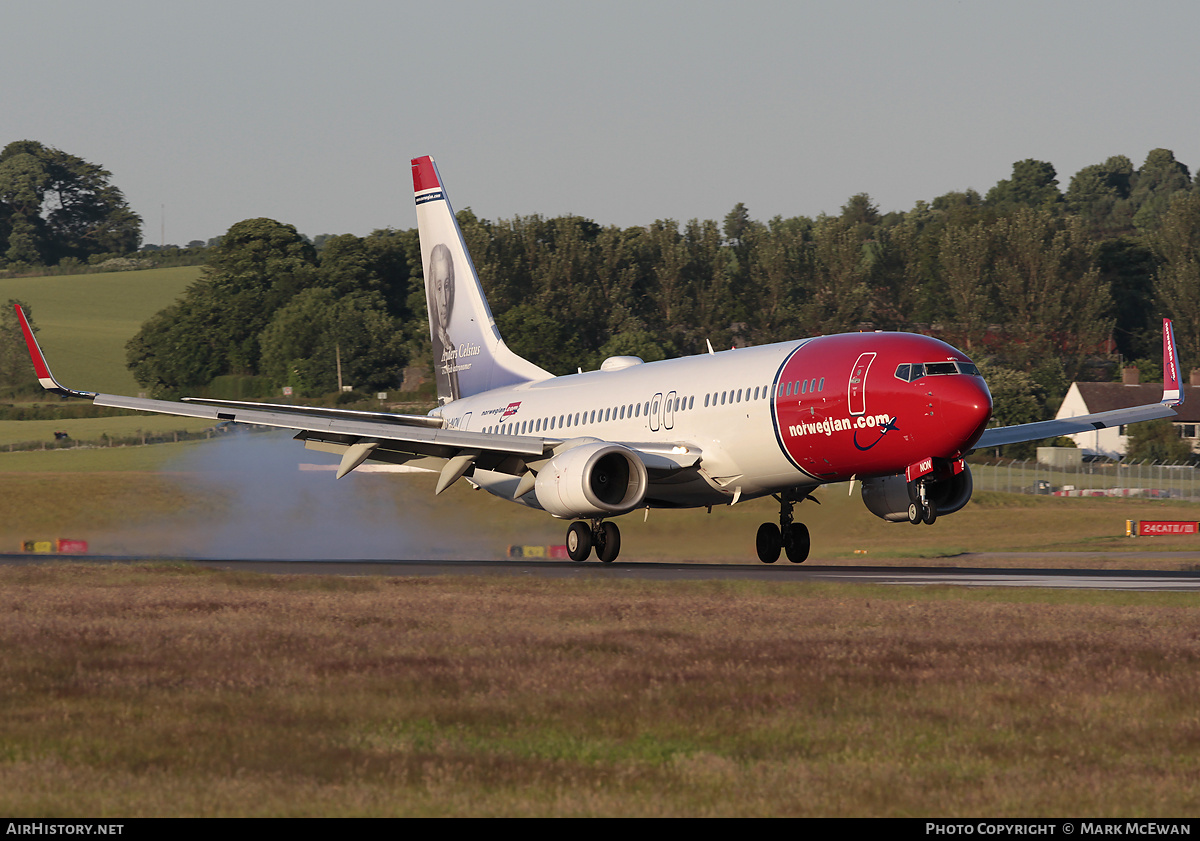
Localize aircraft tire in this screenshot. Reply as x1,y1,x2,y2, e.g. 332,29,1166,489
907,502,922,525
756,523,781,564
567,521,592,562
784,523,810,564
596,521,621,563
922,501,938,526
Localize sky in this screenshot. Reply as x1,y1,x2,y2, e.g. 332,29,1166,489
5,0,1199,246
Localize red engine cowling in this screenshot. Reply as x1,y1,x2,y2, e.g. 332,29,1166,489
860,464,973,523
533,443,649,519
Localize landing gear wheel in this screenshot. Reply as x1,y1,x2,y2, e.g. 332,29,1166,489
784,522,810,564
907,501,922,525
756,523,781,564
921,501,938,526
566,521,592,562
596,521,621,563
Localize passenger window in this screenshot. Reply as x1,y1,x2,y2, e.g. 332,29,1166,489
818,377,824,391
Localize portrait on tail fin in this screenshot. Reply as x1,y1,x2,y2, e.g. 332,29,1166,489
428,243,460,402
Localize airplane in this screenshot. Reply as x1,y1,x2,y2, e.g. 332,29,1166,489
14,155,1186,564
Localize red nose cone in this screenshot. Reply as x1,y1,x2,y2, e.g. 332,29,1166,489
938,375,993,455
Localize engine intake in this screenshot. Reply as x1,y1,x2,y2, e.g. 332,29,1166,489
861,464,973,522
533,442,648,519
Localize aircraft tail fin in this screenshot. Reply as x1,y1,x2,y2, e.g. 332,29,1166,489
411,156,550,405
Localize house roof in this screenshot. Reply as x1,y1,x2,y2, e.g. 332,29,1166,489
1068,382,1200,423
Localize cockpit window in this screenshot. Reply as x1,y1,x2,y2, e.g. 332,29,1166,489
924,362,959,375
895,361,982,381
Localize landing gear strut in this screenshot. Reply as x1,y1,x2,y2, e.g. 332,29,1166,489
566,520,622,563
907,481,938,526
756,493,811,564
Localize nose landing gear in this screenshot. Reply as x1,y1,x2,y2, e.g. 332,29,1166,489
756,493,811,564
566,519,622,563
907,480,938,525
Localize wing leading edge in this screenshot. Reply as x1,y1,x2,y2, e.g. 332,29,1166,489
973,318,1184,450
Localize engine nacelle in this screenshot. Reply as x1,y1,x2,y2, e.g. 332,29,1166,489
533,442,649,519
860,464,973,522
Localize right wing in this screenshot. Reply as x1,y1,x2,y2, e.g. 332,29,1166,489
973,318,1183,450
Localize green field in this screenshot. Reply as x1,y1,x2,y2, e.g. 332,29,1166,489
2,265,202,394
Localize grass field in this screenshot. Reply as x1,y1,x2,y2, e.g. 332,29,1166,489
1,563,1196,817
2,265,202,394
3,439,1200,816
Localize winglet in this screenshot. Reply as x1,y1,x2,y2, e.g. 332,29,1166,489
1162,317,1184,406
12,304,96,399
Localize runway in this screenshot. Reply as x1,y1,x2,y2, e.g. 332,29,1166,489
5,553,1200,591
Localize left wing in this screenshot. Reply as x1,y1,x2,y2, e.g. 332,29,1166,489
13,304,698,493
973,318,1183,450
14,303,545,485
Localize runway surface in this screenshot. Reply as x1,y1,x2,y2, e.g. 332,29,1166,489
4,553,1200,591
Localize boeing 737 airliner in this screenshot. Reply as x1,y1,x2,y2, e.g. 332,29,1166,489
15,156,1185,563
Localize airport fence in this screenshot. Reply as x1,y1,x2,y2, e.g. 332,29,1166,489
969,459,1200,501
3,425,242,453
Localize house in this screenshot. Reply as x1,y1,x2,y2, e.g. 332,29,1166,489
1054,367,1200,458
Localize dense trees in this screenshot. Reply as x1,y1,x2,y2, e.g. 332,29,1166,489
0,141,141,266
1,301,40,397
127,219,418,397
116,147,1196,418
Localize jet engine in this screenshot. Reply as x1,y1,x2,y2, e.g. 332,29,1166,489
860,464,973,523
533,442,649,519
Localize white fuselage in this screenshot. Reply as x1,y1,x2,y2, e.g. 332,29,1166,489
437,340,811,506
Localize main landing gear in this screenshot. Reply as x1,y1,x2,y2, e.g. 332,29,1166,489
566,520,622,563
756,493,810,564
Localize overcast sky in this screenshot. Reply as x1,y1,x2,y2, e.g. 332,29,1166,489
6,0,1198,245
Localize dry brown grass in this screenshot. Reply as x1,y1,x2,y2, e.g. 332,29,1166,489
1,563,1198,816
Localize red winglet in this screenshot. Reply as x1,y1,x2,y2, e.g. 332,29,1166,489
411,156,440,193
1163,318,1183,406
12,304,95,398
14,304,52,382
